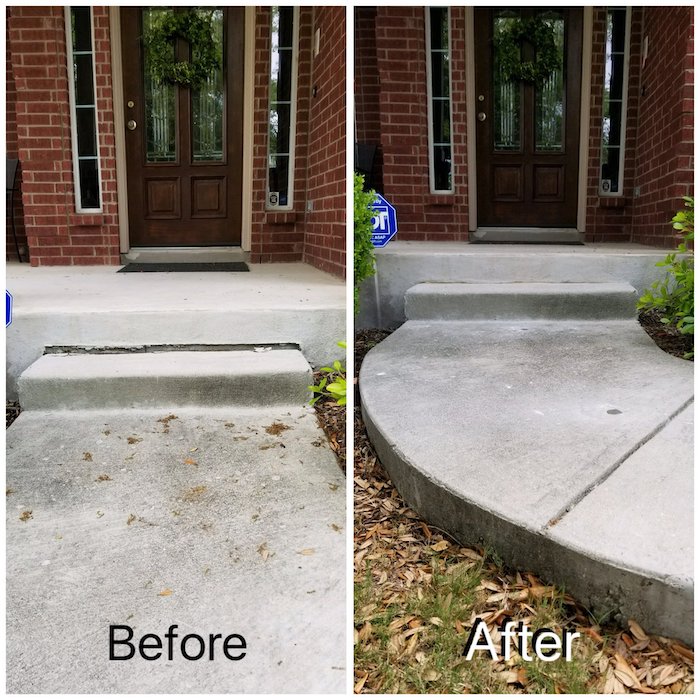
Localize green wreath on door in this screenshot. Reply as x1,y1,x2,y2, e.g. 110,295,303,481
494,17,561,84
144,10,221,87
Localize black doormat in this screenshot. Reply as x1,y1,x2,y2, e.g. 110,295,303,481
117,262,249,273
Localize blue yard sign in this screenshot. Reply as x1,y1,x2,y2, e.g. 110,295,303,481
6,290,13,327
370,193,398,248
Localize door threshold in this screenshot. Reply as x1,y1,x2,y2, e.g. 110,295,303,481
121,247,248,264
470,228,583,244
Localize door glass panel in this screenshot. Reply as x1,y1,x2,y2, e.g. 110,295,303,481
493,11,520,151
192,8,224,162
535,11,565,152
143,8,177,163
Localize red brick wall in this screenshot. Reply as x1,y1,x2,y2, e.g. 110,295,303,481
630,6,694,247
375,6,469,241
6,8,27,261
8,6,121,266
302,6,346,277
354,7,383,191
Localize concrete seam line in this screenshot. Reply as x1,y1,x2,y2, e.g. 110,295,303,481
543,395,695,531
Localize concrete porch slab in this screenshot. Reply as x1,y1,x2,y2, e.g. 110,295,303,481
357,242,679,329
6,262,345,400
6,407,346,693
360,319,693,642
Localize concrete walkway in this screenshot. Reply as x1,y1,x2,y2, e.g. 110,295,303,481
6,262,345,399
360,283,693,643
7,407,345,693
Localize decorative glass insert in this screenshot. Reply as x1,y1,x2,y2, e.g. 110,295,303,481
267,7,297,208
192,8,224,162
427,7,452,192
143,8,177,163
67,6,101,210
535,11,565,151
493,11,521,151
601,8,629,194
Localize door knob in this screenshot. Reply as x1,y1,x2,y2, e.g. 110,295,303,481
127,119,137,131
477,112,487,122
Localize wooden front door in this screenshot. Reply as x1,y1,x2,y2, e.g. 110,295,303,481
121,7,244,247
475,8,582,227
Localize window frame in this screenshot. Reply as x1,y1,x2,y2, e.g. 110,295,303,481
266,6,300,211
599,6,632,197
425,6,454,195
65,6,103,213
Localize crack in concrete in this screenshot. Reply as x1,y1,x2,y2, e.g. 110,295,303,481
543,395,694,531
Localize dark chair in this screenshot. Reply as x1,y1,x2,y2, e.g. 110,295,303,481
354,143,377,191
6,158,23,262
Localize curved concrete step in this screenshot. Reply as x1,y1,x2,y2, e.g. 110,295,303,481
18,349,312,411
359,319,694,643
405,282,638,320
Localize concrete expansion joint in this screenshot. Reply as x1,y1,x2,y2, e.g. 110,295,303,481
543,395,695,532
43,342,302,356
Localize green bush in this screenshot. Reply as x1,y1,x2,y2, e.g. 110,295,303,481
354,173,377,315
638,196,694,351
309,341,347,406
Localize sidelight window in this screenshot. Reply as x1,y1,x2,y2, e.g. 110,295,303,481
600,7,631,195
66,6,102,211
267,6,298,209
426,6,453,193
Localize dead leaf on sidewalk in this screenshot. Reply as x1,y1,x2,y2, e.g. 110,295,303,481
184,458,198,465
298,548,316,556
126,514,136,525
257,542,272,561
83,452,93,462
265,422,290,436
157,588,173,597
19,510,32,522
127,436,142,445
95,474,111,482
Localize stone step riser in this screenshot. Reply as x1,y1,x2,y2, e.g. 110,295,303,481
405,282,639,321
18,350,312,411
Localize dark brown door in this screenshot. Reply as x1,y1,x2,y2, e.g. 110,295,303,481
475,8,582,227
121,7,244,246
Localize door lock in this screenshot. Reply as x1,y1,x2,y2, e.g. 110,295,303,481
477,112,487,122
127,119,137,131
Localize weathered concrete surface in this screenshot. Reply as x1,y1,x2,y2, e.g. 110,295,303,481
405,282,638,321
357,242,680,329
19,350,312,411
6,262,345,399
6,408,346,693
360,319,693,642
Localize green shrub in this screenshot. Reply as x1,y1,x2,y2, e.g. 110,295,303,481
309,341,347,406
354,173,377,315
638,196,694,352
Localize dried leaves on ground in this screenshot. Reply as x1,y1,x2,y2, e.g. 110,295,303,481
354,329,694,694
312,373,346,473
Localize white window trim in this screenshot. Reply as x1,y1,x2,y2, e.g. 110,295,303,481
266,6,299,211
425,6,454,195
599,6,632,197
65,6,103,213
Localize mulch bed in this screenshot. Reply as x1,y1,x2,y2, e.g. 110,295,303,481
639,310,694,359
311,374,346,473
354,327,694,694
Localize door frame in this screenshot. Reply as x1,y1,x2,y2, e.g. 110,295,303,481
465,6,593,233
110,6,255,254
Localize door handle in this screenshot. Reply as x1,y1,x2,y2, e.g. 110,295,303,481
127,119,137,131
477,112,487,122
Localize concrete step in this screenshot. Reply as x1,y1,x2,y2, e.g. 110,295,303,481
18,349,312,411
405,282,638,321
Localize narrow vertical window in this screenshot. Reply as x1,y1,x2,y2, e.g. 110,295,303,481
66,6,102,211
600,7,630,195
267,7,298,209
426,7,453,193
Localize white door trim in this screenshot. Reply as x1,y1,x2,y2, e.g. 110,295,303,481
109,8,254,253
465,7,593,233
